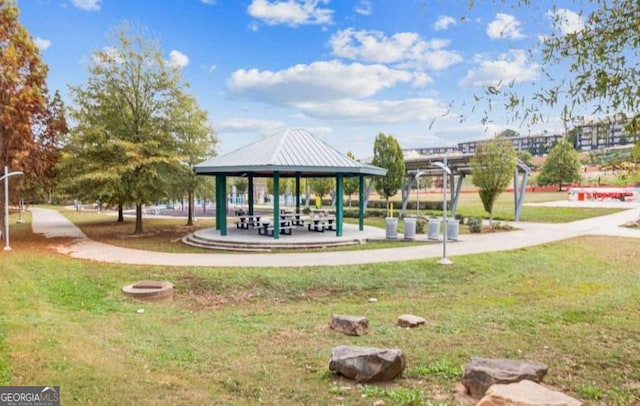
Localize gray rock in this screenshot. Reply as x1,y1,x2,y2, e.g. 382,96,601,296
330,315,369,336
461,357,548,398
329,346,406,383
477,380,583,406
396,314,426,328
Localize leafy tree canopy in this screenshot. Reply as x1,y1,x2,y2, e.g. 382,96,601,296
471,139,516,223
0,0,53,197
371,133,405,211
58,23,209,233
539,139,581,190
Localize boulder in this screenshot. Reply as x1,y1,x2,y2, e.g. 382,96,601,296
396,314,426,328
477,380,583,406
461,357,548,398
330,315,369,336
329,346,406,383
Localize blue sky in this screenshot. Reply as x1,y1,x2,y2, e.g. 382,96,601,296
17,0,586,159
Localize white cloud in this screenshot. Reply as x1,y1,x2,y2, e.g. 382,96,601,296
71,0,101,11
459,49,539,88
227,60,412,104
354,0,372,16
214,118,285,133
169,50,189,68
329,28,462,71
226,60,449,124
247,0,333,26
547,8,584,35
434,15,456,31
293,98,449,124
34,37,52,50
200,0,217,4
486,13,525,39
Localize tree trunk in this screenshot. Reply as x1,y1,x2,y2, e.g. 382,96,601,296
134,203,143,234
186,190,194,226
117,204,124,222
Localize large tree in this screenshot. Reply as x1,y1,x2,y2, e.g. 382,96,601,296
371,133,405,216
538,139,581,191
0,0,50,234
471,139,516,225
59,24,199,233
169,92,217,226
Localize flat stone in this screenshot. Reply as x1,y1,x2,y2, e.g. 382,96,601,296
330,315,369,336
396,314,426,328
461,357,548,398
477,380,583,406
329,346,406,383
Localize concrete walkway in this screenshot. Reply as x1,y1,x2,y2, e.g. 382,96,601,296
29,206,640,268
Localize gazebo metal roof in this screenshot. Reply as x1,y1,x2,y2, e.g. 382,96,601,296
194,128,387,177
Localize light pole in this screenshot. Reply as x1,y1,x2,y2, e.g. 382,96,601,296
1,166,24,251
432,159,452,265
414,170,428,215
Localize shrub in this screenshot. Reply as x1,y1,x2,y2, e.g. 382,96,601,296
416,218,426,233
468,217,483,233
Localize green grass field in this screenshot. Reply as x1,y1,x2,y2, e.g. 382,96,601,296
1,213,639,405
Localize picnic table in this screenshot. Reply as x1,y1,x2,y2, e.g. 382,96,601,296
258,218,294,236
236,215,262,229
307,215,336,232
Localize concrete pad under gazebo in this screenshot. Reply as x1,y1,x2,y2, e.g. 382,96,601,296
193,128,387,239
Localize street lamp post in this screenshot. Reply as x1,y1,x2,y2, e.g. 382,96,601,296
1,166,24,251
432,159,452,265
414,170,427,215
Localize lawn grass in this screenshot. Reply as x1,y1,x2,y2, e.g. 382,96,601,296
402,191,623,223
1,215,639,405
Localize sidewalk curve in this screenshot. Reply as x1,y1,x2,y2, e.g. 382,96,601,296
30,207,640,268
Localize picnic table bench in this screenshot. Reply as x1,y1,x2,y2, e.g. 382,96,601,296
257,220,293,236
236,215,262,229
307,216,336,232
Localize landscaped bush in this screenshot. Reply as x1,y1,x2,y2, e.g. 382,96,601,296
468,217,483,233
416,218,426,233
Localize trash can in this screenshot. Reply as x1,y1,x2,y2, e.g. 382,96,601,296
385,217,398,240
403,217,416,240
447,218,460,240
427,217,442,240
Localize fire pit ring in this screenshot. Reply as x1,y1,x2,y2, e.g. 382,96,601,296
122,280,174,302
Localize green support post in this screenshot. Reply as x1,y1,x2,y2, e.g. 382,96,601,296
335,174,344,236
219,176,227,236
248,175,254,215
215,175,222,231
358,175,365,231
273,172,280,239
295,173,301,214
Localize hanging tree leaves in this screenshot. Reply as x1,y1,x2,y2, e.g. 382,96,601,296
475,0,640,130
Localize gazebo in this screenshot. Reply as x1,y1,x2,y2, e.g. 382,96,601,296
194,129,387,239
